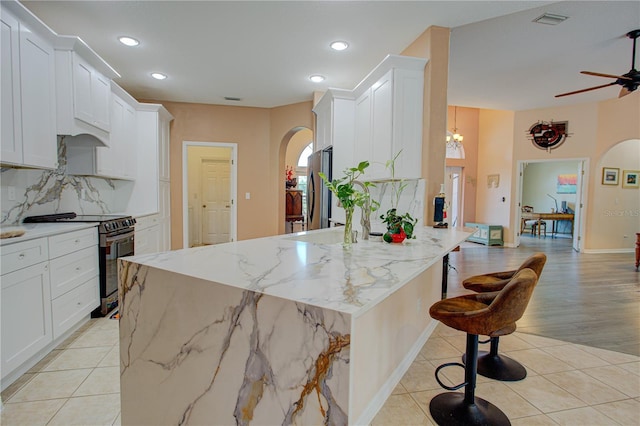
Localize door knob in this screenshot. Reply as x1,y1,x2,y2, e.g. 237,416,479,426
202,205,206,208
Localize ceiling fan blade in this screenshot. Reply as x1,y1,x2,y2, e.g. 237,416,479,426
555,82,618,98
619,86,633,97
581,71,633,81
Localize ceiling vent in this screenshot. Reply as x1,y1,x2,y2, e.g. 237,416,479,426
533,13,569,25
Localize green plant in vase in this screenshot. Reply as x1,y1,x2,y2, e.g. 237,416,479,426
379,151,418,243
319,161,378,248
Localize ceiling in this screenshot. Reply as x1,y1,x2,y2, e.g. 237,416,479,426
21,1,640,111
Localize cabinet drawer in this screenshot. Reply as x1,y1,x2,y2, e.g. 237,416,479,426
0,238,48,275
49,246,98,299
135,214,159,231
48,227,98,259
51,276,99,339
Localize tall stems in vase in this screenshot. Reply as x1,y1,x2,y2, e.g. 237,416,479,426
319,161,376,248
379,151,417,243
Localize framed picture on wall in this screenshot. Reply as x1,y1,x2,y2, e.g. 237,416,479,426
622,170,639,188
602,167,619,185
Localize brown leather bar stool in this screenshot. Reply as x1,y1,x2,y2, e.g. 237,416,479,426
461,253,546,381
429,268,538,426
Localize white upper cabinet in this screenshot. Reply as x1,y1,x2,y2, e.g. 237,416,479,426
66,85,138,180
353,61,425,180
0,6,57,170
72,53,111,132
54,35,120,146
314,55,426,182
124,104,174,215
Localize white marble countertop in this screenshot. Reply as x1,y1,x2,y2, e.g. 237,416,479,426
124,226,473,317
0,222,99,246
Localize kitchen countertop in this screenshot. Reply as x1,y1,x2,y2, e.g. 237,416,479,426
0,222,99,246
124,225,473,317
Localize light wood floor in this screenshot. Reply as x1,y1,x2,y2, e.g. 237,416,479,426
446,234,640,356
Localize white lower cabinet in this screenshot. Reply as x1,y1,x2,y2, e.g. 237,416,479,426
52,276,99,339
1,261,52,377
135,214,160,255
0,227,99,386
48,228,99,339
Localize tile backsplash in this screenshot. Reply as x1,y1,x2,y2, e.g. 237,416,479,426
1,137,121,225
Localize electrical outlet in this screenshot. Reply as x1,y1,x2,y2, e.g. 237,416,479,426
245,192,251,200
81,188,86,199
8,186,16,201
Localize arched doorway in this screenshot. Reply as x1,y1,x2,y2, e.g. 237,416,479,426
284,128,313,233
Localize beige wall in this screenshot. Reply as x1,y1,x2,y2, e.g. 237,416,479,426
591,139,640,250
446,106,479,226
476,109,515,237
156,100,312,248
466,91,639,250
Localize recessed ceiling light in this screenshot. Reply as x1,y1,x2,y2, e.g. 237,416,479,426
330,41,349,51
309,75,325,83
118,36,139,47
151,72,167,80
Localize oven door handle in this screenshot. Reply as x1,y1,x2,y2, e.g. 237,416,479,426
105,230,135,244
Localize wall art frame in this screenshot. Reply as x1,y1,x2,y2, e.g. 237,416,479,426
622,170,639,188
602,167,619,185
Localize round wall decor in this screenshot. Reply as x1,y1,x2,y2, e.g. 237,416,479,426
527,121,568,151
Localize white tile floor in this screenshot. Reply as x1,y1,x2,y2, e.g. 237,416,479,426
1,317,639,425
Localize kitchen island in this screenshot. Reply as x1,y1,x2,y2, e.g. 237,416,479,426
118,226,473,425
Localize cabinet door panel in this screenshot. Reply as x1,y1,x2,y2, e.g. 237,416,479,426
353,90,371,171
92,72,111,131
1,11,22,164
1,262,52,376
123,104,137,178
72,56,93,125
370,72,393,178
20,27,57,169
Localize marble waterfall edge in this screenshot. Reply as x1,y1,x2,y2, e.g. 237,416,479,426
119,261,351,425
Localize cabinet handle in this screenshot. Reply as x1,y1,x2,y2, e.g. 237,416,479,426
19,253,26,259
77,301,82,306
75,239,81,243
76,266,82,271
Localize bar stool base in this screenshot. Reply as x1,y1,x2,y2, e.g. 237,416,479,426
429,392,510,426
463,351,527,381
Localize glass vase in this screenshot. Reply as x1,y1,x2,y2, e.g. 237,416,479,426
343,208,354,248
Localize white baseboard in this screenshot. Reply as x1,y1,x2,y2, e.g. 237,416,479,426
353,319,439,425
582,248,634,254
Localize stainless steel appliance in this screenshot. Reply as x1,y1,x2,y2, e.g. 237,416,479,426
306,147,332,230
23,213,136,316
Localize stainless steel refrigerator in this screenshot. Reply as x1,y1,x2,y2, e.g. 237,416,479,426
307,147,332,230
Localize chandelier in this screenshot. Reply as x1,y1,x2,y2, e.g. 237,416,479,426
446,106,464,149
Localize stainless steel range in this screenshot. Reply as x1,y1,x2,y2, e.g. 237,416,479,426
24,213,136,316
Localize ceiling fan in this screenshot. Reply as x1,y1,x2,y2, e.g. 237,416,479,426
555,29,640,98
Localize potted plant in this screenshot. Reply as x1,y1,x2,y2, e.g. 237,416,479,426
379,151,418,243
319,161,378,247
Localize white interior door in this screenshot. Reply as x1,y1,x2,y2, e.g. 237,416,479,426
445,166,463,227
201,159,231,244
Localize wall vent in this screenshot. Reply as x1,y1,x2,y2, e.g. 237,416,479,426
533,13,569,25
